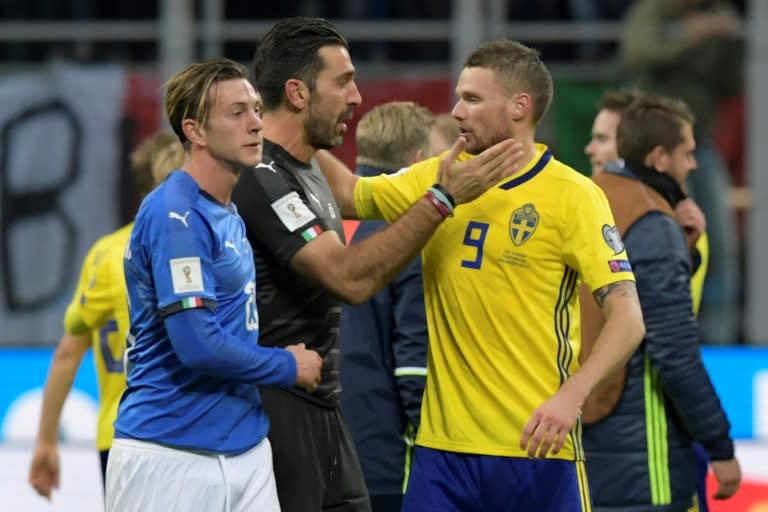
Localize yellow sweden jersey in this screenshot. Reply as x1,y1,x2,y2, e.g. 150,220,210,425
63,223,131,451
355,145,635,460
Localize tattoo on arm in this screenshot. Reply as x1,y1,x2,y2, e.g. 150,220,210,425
593,280,638,308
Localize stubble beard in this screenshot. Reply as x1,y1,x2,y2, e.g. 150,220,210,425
305,102,344,150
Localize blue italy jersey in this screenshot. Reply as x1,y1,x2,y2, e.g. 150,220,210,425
115,170,293,454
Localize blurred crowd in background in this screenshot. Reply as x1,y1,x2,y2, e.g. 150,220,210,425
0,0,747,63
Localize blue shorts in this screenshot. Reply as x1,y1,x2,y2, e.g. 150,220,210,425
402,446,591,512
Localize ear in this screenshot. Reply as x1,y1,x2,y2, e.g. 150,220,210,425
285,78,309,109
408,148,424,165
644,145,669,172
181,119,206,147
509,92,532,121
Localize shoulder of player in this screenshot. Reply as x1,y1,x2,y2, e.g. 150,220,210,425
141,171,201,214
545,157,592,184
109,223,133,246
626,212,688,257
82,223,132,268
105,224,132,267
541,157,602,198
83,224,131,279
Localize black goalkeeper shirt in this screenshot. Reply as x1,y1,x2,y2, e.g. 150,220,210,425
232,139,345,407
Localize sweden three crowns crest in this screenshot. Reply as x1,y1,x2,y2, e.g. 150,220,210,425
509,203,539,246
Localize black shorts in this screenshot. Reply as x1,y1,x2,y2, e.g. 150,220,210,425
261,388,371,512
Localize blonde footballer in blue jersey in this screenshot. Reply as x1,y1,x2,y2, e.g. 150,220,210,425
320,39,646,512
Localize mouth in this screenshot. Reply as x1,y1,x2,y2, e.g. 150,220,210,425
338,110,355,132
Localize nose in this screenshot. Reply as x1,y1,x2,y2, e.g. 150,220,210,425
451,100,464,120
348,80,362,107
250,111,264,132
585,140,595,156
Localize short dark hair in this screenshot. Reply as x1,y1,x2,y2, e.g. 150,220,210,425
252,17,348,111
596,89,648,113
464,39,553,124
617,95,695,167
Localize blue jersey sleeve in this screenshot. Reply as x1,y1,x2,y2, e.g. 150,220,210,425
149,205,218,312
165,309,296,386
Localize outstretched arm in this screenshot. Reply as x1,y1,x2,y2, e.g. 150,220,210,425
520,280,644,458
315,150,359,219
29,332,91,500
295,138,523,304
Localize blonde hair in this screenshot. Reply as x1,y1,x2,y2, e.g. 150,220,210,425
356,101,434,171
150,138,186,185
165,58,249,145
464,39,553,125
129,131,183,198
430,113,460,156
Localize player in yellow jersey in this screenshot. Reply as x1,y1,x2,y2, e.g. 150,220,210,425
320,39,646,511
28,131,183,500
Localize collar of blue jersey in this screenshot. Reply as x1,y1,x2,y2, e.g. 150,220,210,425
498,144,552,190
604,159,687,208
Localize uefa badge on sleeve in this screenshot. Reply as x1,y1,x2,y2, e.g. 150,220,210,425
602,225,624,254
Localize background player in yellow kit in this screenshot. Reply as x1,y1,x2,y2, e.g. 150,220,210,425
28,131,183,500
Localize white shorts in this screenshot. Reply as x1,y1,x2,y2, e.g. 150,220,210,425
106,437,280,512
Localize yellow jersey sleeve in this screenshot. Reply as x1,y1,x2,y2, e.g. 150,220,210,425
354,154,466,222
562,182,635,292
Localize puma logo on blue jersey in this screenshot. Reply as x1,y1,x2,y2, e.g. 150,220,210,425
168,211,191,228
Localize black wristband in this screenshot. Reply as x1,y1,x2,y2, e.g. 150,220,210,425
431,183,456,209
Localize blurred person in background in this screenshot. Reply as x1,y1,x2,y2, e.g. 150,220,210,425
107,58,322,511
585,89,709,309
581,94,741,512
567,0,634,59
583,89,715,510
621,0,743,344
237,17,521,512
339,101,435,512
27,131,184,501
321,38,646,511
429,113,460,155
